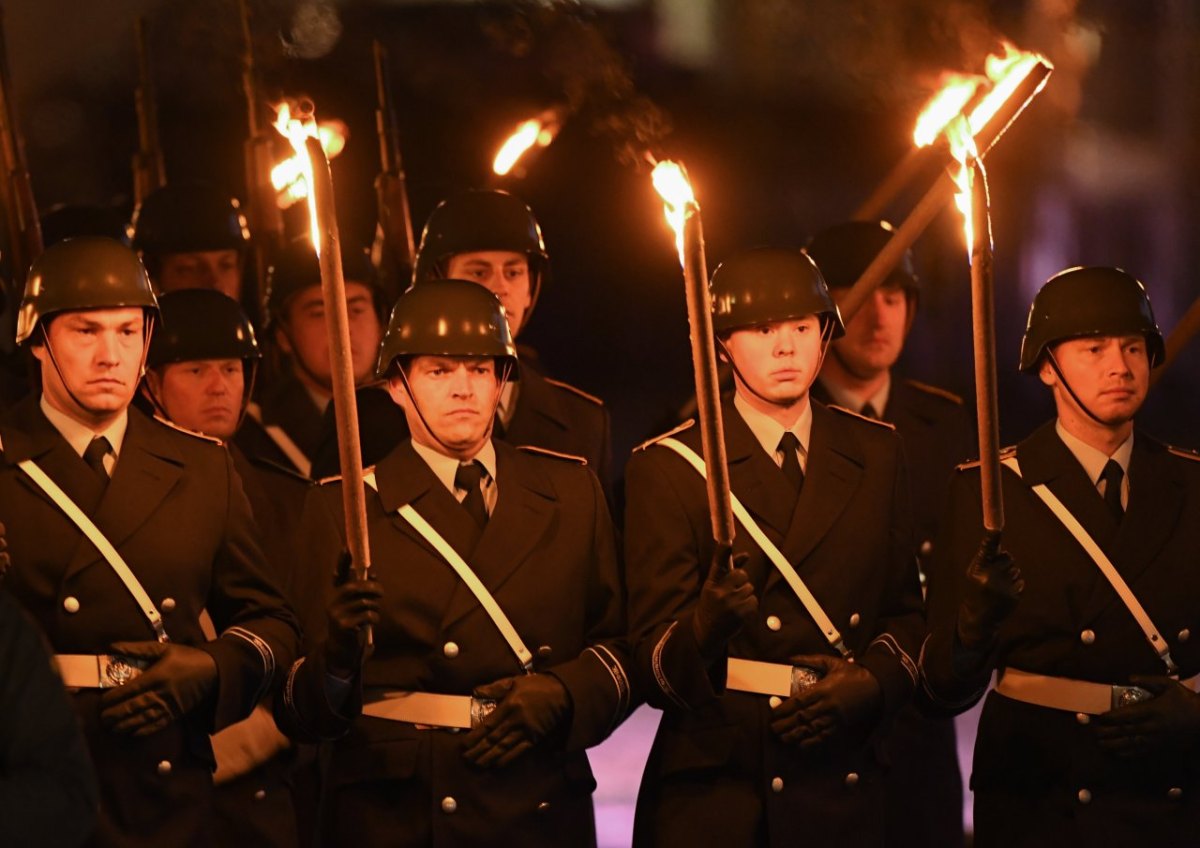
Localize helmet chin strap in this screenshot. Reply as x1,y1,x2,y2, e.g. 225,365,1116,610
719,319,836,409
398,359,514,458
41,313,155,424
1047,349,1108,427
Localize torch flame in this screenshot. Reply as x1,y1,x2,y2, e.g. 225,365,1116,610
651,160,696,265
272,101,322,253
944,116,979,256
913,75,981,147
493,110,562,176
271,102,348,220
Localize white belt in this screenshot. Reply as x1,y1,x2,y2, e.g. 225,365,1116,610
55,654,148,689
726,657,821,698
362,691,497,730
996,667,1200,715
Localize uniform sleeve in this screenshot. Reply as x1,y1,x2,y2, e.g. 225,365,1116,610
198,448,302,731
543,468,633,751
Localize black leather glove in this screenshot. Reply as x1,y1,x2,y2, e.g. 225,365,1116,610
770,654,882,749
956,531,1022,653
99,641,219,736
1093,676,1200,758
323,556,383,678
692,545,758,661
462,673,572,768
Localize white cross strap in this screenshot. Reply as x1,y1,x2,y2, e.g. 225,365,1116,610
657,438,851,658
364,472,533,671
245,402,312,478
1002,455,1176,674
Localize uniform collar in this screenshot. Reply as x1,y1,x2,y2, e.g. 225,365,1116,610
411,437,498,495
816,371,891,418
39,394,129,459
1055,419,1134,485
734,391,812,463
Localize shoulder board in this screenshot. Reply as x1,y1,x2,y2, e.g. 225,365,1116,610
634,419,696,452
956,446,1017,471
1168,445,1200,464
152,415,223,445
828,405,896,430
245,453,313,484
517,445,588,465
543,377,604,407
904,379,963,405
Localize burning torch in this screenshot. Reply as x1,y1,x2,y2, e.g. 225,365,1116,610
491,107,564,182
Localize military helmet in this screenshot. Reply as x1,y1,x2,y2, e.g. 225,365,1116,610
17,236,159,345
41,203,130,248
1019,266,1164,372
264,238,377,328
376,278,518,378
147,289,260,369
412,189,548,295
710,247,845,338
129,182,250,256
804,220,918,293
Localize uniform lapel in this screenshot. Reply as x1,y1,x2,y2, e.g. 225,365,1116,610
2,396,108,514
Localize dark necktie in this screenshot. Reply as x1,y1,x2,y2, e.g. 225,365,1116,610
455,461,489,528
860,403,880,420
777,432,805,496
1100,459,1124,522
83,436,111,483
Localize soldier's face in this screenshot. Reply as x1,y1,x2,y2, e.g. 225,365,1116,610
157,250,242,300
388,356,500,457
1040,334,1149,426
724,315,824,405
445,251,532,337
278,282,382,391
34,308,147,423
146,359,245,440
829,285,910,378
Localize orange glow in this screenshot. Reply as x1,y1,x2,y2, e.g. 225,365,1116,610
492,109,562,176
271,104,348,217
968,43,1047,134
651,160,696,265
272,101,322,252
913,75,981,147
944,117,978,254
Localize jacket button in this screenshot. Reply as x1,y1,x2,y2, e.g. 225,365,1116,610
1179,629,1191,643
161,597,176,612
1075,712,1090,726
919,540,933,556
770,776,783,793
62,596,80,614
441,796,457,813
848,613,861,629
1080,630,1096,645
157,760,172,776
254,789,266,801
443,642,459,659
1168,787,1183,801
537,801,551,812
845,772,860,788
537,645,553,659
768,696,783,709
1077,788,1092,805
766,616,782,632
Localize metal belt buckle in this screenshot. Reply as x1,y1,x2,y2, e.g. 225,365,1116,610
100,654,148,689
470,697,497,728
1111,684,1153,710
790,665,822,697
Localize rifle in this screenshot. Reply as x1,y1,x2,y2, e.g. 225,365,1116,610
0,6,42,303
371,39,415,302
131,16,166,206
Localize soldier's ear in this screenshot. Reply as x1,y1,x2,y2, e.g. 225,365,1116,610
385,372,410,410
1037,357,1057,387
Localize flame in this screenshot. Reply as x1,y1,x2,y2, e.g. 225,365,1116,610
492,110,562,176
651,160,696,265
944,116,979,255
968,43,1046,134
272,101,322,252
271,106,348,213
913,75,981,147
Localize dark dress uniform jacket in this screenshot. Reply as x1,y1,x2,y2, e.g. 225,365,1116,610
239,373,326,476
279,439,632,848
921,422,1200,847
0,397,301,848
624,399,923,848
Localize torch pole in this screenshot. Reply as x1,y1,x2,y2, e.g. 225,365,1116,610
305,136,373,591
969,158,1004,533
852,144,935,222
1152,296,1200,385
680,201,736,548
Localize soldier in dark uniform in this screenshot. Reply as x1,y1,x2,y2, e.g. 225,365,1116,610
806,220,971,847
142,289,309,848
625,248,923,847
0,237,300,847
277,279,632,847
921,267,1200,846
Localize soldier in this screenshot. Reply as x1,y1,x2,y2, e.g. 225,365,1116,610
625,248,924,847
806,220,971,846
920,267,1200,845
0,237,300,847
277,279,631,847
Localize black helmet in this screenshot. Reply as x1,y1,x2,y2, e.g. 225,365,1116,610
804,220,918,294
412,189,548,299
129,182,250,256
147,289,260,369
17,237,158,345
264,238,376,328
1019,266,1164,372
710,247,845,338
376,278,518,378
41,203,131,248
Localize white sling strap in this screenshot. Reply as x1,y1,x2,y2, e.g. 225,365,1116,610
658,438,851,658
16,456,168,643
1002,455,1177,674
363,472,533,671
245,402,312,478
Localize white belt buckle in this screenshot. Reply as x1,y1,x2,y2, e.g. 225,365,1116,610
1111,684,1152,710
99,654,146,689
469,698,497,727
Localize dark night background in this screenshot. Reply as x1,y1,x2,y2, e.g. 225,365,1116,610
5,0,1199,462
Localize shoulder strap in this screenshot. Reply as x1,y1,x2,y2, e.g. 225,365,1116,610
245,402,313,478
1002,455,1176,674
17,458,168,643
363,472,533,672
657,437,851,659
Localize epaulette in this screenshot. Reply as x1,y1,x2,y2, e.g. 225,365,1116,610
904,378,964,405
634,419,696,452
544,377,604,407
517,445,588,465
1168,445,1200,464
152,414,223,445
956,446,1016,471
829,405,896,430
